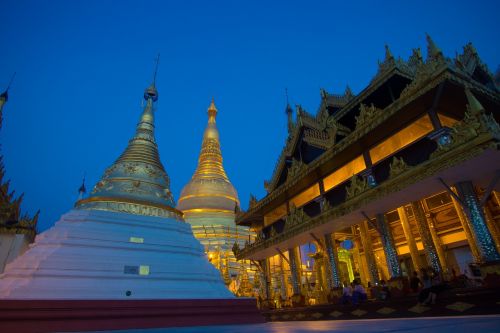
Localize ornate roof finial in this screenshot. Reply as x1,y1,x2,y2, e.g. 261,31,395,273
345,85,353,97
144,54,159,101
78,173,86,200
425,33,443,61
284,88,294,133
464,88,485,115
384,44,394,61
208,97,218,120
1,72,16,102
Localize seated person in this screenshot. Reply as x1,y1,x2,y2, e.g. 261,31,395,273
341,281,353,305
352,279,367,305
379,280,391,300
410,271,422,293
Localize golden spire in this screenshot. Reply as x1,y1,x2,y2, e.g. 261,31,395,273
177,100,239,222
192,98,228,181
76,59,182,220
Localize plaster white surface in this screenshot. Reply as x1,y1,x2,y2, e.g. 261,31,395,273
0,233,30,273
0,209,233,299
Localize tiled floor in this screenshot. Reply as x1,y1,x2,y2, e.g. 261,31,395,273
89,315,500,333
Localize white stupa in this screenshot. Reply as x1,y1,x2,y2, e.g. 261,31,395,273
0,76,234,300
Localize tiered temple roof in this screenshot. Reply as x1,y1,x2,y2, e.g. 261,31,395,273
235,35,500,260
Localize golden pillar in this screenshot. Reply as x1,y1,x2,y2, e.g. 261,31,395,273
479,189,500,254
358,220,379,284
397,206,423,273
493,191,500,207
482,205,500,253
451,188,481,262
352,225,369,286
259,258,271,300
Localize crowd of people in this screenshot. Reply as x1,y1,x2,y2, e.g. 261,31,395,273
339,268,454,306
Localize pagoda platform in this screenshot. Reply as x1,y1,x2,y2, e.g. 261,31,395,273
0,298,264,333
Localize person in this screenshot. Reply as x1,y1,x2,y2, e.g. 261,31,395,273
341,281,352,305
379,280,391,300
418,269,433,305
352,279,367,305
410,271,422,293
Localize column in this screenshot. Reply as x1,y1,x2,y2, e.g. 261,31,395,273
259,259,271,301
288,247,302,295
376,213,402,278
324,233,341,288
481,198,500,254
455,181,500,262
411,201,443,274
493,191,500,207
450,189,481,262
358,220,379,284
278,255,288,300
397,206,423,272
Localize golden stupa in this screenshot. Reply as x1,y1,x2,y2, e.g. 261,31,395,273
177,99,239,225
177,100,256,296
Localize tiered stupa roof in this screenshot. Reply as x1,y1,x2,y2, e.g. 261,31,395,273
75,82,181,220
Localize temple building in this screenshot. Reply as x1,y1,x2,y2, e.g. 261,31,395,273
0,86,39,273
234,35,500,307
177,100,255,296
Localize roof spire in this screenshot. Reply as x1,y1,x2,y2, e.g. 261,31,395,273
1,72,16,102
77,173,86,200
464,88,485,114
425,33,443,61
208,97,217,121
285,89,294,133
384,44,394,61
152,54,160,86
144,55,159,101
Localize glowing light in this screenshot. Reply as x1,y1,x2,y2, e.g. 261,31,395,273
369,115,433,164
139,265,150,275
129,237,144,243
323,155,366,191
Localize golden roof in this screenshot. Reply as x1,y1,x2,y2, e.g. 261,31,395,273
75,83,183,220
177,100,239,217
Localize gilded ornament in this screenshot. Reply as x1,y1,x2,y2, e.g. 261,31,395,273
345,175,368,200
285,205,307,229
287,159,306,181
389,156,410,179
248,194,258,209
355,103,380,130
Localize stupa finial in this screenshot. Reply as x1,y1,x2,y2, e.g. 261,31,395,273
208,97,217,120
144,54,159,102
77,173,86,200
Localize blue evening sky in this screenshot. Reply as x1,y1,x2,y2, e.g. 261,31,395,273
1,0,499,232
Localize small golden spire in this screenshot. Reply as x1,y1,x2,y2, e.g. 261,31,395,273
208,98,218,120
177,101,239,218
